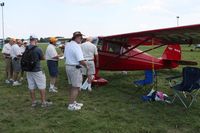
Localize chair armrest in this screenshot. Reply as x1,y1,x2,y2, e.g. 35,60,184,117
166,75,182,81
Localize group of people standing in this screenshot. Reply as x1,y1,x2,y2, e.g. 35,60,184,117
2,31,99,110
2,38,27,86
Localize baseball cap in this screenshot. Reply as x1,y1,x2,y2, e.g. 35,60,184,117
23,40,28,44
49,37,58,44
30,35,38,40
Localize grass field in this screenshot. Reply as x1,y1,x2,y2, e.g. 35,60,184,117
0,44,200,133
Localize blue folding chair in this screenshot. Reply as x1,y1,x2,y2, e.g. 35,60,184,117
134,70,156,86
166,67,200,108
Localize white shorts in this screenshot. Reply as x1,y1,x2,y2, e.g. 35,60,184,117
82,61,95,75
66,65,83,88
26,71,46,90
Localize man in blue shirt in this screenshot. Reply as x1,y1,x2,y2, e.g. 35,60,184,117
26,35,52,108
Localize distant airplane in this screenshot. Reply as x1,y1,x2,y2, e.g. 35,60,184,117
190,44,200,51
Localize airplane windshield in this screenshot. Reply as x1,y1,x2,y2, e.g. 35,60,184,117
97,40,103,51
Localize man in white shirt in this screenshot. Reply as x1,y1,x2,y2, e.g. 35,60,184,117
45,37,62,93
81,37,99,91
10,39,23,86
2,38,15,84
20,40,27,54
64,31,88,111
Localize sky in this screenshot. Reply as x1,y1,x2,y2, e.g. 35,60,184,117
1,0,200,39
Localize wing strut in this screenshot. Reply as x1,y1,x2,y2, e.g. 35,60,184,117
151,38,158,90
128,44,165,58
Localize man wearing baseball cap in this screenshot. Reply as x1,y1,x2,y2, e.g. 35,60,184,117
64,31,88,111
24,35,52,107
45,37,63,93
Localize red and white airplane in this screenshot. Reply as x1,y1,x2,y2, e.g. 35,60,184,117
92,24,200,85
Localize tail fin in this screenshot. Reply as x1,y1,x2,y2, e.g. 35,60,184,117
162,44,181,60
162,45,198,67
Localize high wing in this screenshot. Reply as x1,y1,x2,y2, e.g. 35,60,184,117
99,24,200,45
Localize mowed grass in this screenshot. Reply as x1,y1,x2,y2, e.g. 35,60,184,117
0,44,200,133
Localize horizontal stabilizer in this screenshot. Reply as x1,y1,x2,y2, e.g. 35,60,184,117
163,59,198,66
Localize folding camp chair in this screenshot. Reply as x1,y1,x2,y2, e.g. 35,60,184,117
166,67,200,108
134,70,156,86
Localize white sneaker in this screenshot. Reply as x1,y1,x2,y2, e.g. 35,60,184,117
13,81,22,86
88,87,92,92
88,84,92,92
5,80,10,84
41,101,53,108
74,101,83,107
49,88,58,93
68,104,81,111
31,100,40,107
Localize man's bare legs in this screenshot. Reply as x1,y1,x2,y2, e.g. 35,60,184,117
13,72,19,81
50,77,57,88
30,89,46,104
50,77,56,86
39,89,46,104
68,85,72,104
87,75,94,91
69,87,79,104
30,90,36,104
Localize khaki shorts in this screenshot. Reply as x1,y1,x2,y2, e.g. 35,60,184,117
66,65,83,88
82,61,95,75
5,58,13,74
26,71,46,90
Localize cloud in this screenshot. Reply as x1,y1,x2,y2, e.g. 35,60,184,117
54,0,126,6
133,0,175,15
103,0,125,4
134,0,163,12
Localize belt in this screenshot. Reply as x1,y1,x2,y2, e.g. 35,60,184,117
66,64,82,69
12,57,20,61
66,64,78,66
48,60,58,62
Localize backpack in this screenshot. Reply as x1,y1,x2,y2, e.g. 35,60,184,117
21,46,37,71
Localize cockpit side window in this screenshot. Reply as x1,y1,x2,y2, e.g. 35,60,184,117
107,43,121,54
